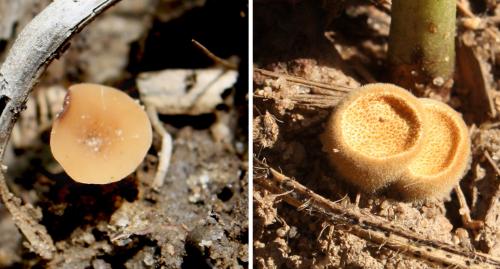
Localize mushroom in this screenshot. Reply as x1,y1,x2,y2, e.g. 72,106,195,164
394,98,471,200
50,83,152,184
321,83,428,192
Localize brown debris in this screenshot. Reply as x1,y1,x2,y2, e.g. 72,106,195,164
253,112,279,149
0,0,248,267
255,162,500,268
254,1,500,268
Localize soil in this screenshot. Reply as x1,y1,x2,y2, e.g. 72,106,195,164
253,1,500,268
0,0,248,268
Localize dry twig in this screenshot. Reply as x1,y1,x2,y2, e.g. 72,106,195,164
254,68,352,94
0,0,121,259
454,185,484,230
254,160,500,269
0,171,54,259
484,182,500,231
457,0,499,41
484,151,500,177
253,68,352,109
192,39,238,70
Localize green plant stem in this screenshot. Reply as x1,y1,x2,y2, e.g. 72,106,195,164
388,0,456,98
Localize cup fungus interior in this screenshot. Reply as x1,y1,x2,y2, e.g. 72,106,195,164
407,102,460,177
50,83,152,184
341,93,421,158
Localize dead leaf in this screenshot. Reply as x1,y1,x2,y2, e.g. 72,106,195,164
456,40,496,120
137,68,238,115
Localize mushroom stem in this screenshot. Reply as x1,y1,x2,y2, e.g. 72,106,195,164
146,105,172,190
388,0,456,100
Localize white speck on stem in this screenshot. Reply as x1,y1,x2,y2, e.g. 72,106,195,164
433,77,444,86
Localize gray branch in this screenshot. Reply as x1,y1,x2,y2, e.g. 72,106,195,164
0,0,121,259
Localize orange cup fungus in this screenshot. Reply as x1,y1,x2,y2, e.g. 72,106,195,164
321,83,428,192
322,83,471,199
50,83,152,184
395,98,471,200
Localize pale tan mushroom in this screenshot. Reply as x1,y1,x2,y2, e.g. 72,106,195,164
321,83,428,192
395,98,471,200
50,83,152,184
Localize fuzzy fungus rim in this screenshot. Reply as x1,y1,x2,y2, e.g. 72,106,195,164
322,83,428,192
327,83,427,162
397,98,471,199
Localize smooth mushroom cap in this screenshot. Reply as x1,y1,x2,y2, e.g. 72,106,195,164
50,83,152,184
395,98,471,200
321,83,428,192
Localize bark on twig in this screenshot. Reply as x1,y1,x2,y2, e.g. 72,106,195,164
0,171,55,259
0,0,121,259
254,159,500,269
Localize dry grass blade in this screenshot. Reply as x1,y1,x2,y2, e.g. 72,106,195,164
254,159,500,269
288,95,343,108
254,68,353,94
253,68,351,109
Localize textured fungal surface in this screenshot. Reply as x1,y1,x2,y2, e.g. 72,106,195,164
322,83,427,192
342,94,421,158
50,83,152,184
253,1,500,268
398,98,471,199
408,107,459,175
